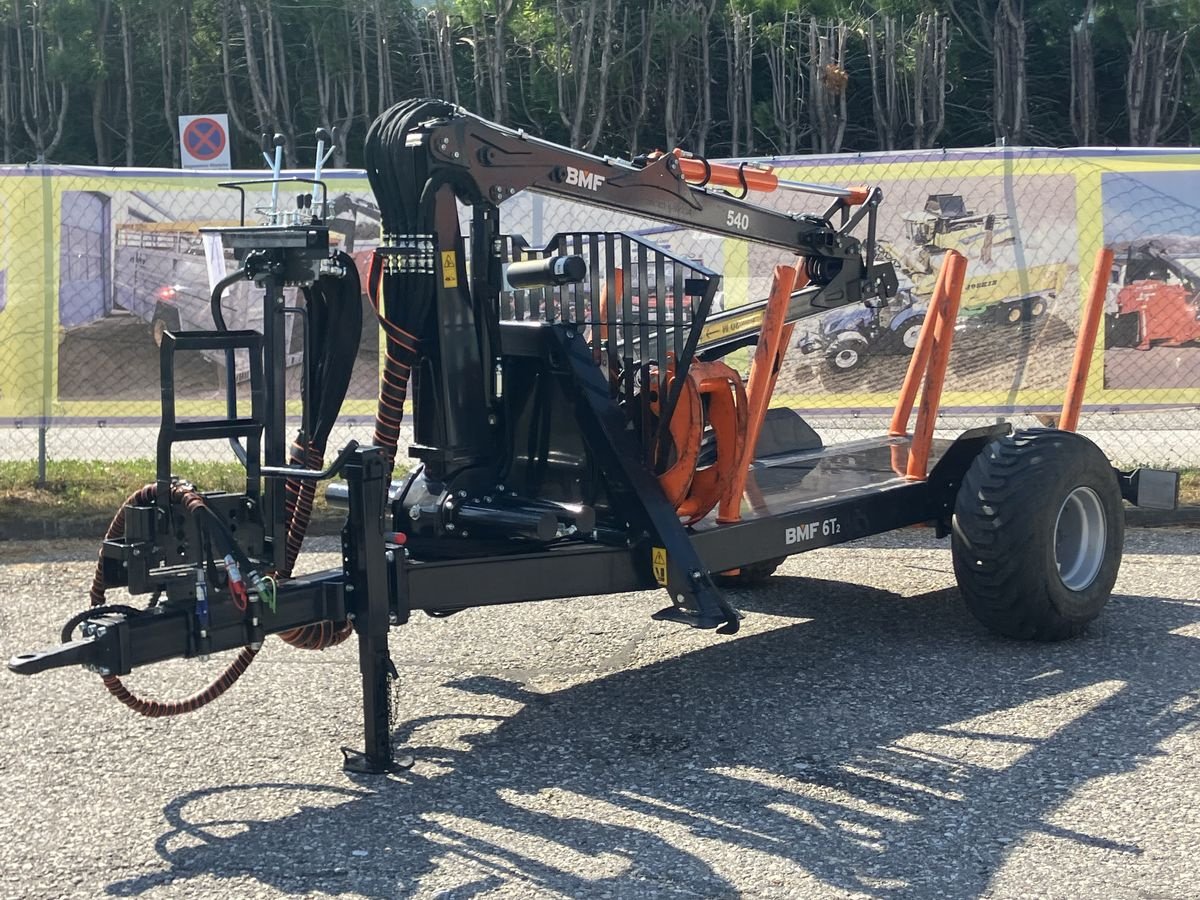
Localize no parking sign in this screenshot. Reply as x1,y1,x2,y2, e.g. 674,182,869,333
178,114,231,169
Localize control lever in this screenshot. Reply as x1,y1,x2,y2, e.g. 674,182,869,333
260,133,286,223
313,127,336,217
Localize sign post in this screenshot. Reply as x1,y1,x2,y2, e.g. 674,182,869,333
178,115,231,169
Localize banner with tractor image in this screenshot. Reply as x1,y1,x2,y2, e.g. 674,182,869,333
1,150,1198,430
732,148,1200,415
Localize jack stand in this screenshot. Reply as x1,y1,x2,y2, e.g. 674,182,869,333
340,445,414,775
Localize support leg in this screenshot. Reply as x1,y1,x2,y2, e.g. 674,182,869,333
340,445,414,774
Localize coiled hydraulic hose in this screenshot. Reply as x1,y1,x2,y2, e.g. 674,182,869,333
86,483,259,717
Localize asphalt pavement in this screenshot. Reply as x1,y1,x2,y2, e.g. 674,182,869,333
1,527,1198,899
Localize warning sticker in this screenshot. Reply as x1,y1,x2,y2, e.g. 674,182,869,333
652,547,668,586
441,251,459,288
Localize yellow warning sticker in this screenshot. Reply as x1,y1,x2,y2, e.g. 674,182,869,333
441,250,459,288
652,547,668,586
699,307,765,345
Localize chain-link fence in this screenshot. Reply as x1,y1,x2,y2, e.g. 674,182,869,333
1,149,1196,505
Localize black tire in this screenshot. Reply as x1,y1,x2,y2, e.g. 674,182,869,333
824,333,870,374
151,305,181,348
714,557,785,587
951,428,1124,641
898,315,925,352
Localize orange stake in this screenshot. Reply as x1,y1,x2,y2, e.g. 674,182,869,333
906,251,968,480
890,253,954,437
1059,247,1115,433
717,262,804,523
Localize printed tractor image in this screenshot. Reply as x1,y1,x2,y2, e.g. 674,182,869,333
799,289,927,374
1106,242,1200,350
7,101,1177,775
802,262,1065,375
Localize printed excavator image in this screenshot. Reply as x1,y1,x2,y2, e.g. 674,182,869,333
1105,242,1200,350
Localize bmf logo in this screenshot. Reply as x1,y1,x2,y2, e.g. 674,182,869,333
565,166,606,191
785,517,841,545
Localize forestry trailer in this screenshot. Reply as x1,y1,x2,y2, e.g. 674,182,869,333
8,101,1177,774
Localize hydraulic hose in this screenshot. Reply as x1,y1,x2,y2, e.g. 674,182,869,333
277,252,363,651
87,483,259,717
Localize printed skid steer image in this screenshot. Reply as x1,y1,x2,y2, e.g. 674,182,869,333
7,101,1179,774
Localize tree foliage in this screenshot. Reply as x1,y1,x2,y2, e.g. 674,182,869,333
0,0,1195,167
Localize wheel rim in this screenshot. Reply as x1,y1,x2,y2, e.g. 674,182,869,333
1054,486,1107,591
902,322,923,349
1006,306,1022,324
833,347,860,369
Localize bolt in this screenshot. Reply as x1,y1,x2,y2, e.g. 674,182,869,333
690,569,703,580
452,151,461,159
95,626,108,638
97,667,112,677
388,613,400,625
347,612,356,621
445,523,456,532
346,584,355,593
457,490,467,498
483,495,493,503
676,595,685,604
461,531,469,538
495,484,505,492
386,550,395,563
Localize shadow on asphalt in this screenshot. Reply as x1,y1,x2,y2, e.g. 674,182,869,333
106,576,1200,898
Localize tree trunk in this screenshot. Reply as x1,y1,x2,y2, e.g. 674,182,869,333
992,0,1027,144
2,25,12,163
912,14,948,149
868,16,899,150
220,0,254,143
627,4,655,154
583,0,616,152
570,0,598,148
16,0,69,160
92,0,112,165
160,8,179,166
120,0,134,165
694,0,716,155
764,12,803,154
807,18,847,154
1126,0,1186,146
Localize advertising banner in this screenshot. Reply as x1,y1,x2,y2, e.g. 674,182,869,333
1,149,1197,433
